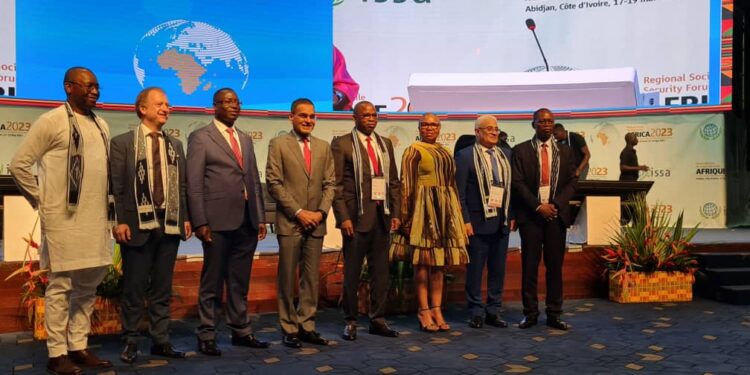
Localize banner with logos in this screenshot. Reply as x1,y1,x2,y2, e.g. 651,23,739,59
0,106,725,227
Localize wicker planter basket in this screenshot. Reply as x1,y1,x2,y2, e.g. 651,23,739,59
609,271,694,303
33,297,121,340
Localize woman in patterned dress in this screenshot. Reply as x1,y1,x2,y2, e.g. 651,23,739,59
390,113,469,332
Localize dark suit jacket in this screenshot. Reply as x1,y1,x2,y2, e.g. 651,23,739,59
331,132,401,232
186,122,264,232
511,140,577,227
265,132,336,237
455,145,512,235
110,130,188,247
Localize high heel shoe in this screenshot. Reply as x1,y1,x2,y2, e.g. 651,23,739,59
417,308,438,333
431,306,451,332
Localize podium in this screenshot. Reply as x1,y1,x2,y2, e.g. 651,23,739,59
568,180,653,245
407,67,659,112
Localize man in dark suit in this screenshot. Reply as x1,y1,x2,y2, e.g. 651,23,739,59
187,88,269,356
266,98,336,348
511,108,577,331
111,87,191,363
455,115,515,329
331,101,401,341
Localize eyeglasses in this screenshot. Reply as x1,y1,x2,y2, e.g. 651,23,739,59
215,99,242,106
66,81,100,92
420,122,440,128
478,127,500,133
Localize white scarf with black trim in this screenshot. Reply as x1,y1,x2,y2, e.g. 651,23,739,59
133,126,181,235
350,129,391,216
64,103,115,226
471,143,511,223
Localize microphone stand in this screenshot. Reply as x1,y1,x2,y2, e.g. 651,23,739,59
530,28,550,72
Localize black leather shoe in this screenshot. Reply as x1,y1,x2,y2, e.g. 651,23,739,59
546,318,569,331
342,323,357,341
197,339,221,356
299,330,329,346
518,316,538,329
120,343,138,364
231,334,270,348
369,322,399,337
68,350,112,369
47,355,82,375
150,343,186,358
468,316,484,329
485,314,509,328
282,333,302,348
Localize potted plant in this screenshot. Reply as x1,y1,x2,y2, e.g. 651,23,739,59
602,194,699,303
5,217,124,339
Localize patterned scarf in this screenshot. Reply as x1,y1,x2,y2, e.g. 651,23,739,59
350,128,391,216
471,143,511,223
133,126,181,235
64,103,115,225
531,136,561,201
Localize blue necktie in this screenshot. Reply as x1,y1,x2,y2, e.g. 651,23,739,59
487,149,500,186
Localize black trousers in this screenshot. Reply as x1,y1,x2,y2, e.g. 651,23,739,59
342,217,390,324
519,218,567,319
197,214,259,341
121,223,180,345
465,229,509,317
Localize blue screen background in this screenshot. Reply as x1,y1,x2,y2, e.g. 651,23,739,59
16,0,332,110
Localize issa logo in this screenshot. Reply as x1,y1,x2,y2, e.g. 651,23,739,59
700,202,720,219
699,123,721,141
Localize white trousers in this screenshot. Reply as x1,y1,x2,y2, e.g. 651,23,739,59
45,266,107,358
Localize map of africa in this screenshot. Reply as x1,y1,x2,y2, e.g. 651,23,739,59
133,20,249,105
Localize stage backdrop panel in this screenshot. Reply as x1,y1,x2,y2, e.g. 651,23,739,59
334,0,727,112
0,106,725,228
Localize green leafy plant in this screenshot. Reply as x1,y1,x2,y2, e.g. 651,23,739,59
5,216,124,324
602,194,699,283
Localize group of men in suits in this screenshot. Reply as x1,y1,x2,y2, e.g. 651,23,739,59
13,66,578,375
455,109,578,332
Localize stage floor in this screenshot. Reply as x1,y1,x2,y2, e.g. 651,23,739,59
1,297,749,374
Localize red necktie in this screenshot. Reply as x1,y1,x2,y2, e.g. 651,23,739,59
541,143,550,186
226,128,243,169
148,132,164,207
303,138,312,174
366,136,380,176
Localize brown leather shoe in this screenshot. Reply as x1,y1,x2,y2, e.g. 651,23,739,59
68,349,113,368
47,355,82,375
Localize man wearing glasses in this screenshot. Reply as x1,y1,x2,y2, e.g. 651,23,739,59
10,67,114,374
187,88,269,356
455,115,515,329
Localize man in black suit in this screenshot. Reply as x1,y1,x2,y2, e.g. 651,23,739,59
331,101,401,341
455,115,515,329
511,108,577,331
110,87,191,363
187,88,269,356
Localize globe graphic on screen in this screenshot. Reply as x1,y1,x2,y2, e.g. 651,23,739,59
133,20,249,105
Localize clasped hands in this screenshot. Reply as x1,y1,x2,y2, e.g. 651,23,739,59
537,203,558,222
295,209,324,233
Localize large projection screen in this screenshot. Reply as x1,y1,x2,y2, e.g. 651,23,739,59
333,0,732,113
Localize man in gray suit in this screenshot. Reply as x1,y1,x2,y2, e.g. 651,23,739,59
187,88,269,356
110,87,191,363
266,98,336,348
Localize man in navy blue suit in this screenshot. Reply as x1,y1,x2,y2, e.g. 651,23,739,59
455,115,515,329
